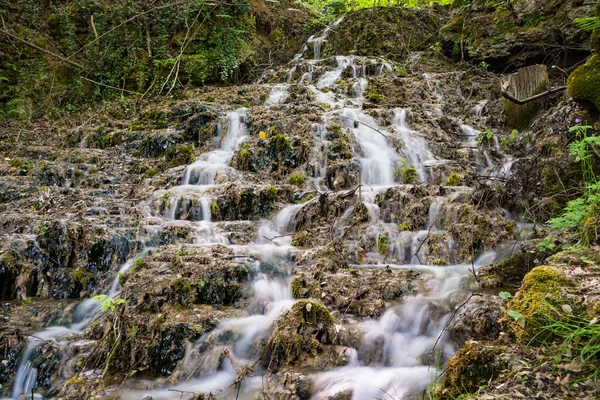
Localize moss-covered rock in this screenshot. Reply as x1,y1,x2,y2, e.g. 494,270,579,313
438,342,507,399
321,6,444,58
567,55,600,112
505,265,575,342
478,251,540,288
165,144,195,168
440,0,594,69
266,300,334,372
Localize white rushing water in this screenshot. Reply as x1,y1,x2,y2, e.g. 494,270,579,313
9,17,520,400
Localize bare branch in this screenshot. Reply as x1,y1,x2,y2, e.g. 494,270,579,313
501,86,567,105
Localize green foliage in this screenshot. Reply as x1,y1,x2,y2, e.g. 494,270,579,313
289,172,305,186
574,17,600,31
378,234,389,256
165,144,195,168
2,99,26,118
273,133,291,152
476,130,494,144
536,313,600,381
1,0,253,113
401,167,416,184
538,238,558,252
173,277,192,295
445,171,463,186
366,91,382,103
92,294,125,312
547,125,600,246
264,185,278,198
498,291,512,300
507,310,523,320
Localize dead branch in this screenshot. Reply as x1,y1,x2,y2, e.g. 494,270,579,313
501,86,566,105
66,0,193,59
0,29,85,70
90,15,98,40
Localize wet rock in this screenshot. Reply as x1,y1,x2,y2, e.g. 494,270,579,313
0,250,21,300
266,300,334,372
449,294,503,347
0,327,23,397
325,160,360,191
291,265,415,317
478,248,542,288
212,184,296,221
121,245,249,312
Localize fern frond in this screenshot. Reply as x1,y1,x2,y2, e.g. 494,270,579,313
574,17,600,32
5,99,26,116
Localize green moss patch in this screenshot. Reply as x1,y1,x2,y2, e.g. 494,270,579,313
506,266,575,343
568,55,600,112
439,342,507,399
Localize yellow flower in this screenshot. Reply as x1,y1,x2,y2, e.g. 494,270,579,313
259,131,266,139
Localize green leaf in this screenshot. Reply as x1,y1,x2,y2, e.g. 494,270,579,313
92,294,108,303
499,291,512,300
101,299,113,312
508,310,524,320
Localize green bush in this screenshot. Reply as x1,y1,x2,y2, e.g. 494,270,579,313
401,167,417,184
290,172,305,186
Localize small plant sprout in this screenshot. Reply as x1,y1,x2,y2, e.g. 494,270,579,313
498,291,512,300
92,294,125,312
508,310,525,328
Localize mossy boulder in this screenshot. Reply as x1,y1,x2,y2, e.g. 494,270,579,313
567,55,600,112
478,251,540,288
165,144,195,168
438,341,507,399
322,6,444,58
266,300,334,372
505,265,575,342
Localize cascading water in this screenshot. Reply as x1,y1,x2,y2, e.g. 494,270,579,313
9,17,522,400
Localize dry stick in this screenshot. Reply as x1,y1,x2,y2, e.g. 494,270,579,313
430,292,480,360
90,15,98,40
0,28,85,69
65,0,193,59
81,76,141,94
163,3,217,95
0,29,140,95
226,341,271,392
412,213,441,262
336,114,415,168
501,86,567,105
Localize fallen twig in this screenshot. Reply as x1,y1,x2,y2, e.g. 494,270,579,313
501,86,567,105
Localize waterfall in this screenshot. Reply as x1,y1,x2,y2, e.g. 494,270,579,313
9,14,521,400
